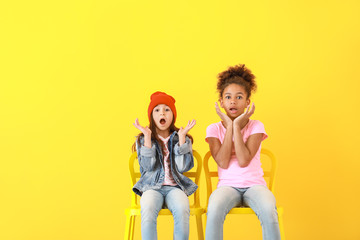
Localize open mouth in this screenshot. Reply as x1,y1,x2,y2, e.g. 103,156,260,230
159,118,166,125
229,107,237,113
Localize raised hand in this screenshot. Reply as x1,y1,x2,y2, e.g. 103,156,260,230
233,102,255,129
178,119,196,146
215,102,232,128
178,119,196,136
133,118,152,137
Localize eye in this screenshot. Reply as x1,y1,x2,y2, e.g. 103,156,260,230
237,96,242,99
154,109,159,112
225,96,231,99
165,108,171,111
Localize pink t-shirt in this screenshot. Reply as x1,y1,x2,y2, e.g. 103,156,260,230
205,120,268,188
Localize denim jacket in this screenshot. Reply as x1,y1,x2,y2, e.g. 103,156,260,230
133,131,198,197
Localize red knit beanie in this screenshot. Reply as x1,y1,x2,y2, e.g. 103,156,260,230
148,91,177,123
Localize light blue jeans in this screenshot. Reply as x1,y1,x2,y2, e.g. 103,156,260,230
205,185,280,240
140,185,190,240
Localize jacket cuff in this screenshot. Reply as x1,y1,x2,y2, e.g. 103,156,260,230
174,139,192,155
140,144,156,157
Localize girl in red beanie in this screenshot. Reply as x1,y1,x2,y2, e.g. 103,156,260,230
132,91,197,240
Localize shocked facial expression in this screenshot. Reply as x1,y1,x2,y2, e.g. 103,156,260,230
220,83,250,120
152,104,174,132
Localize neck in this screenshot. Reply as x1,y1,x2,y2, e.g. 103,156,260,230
156,128,170,138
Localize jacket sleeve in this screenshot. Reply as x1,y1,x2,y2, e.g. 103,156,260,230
136,138,157,172
173,136,194,173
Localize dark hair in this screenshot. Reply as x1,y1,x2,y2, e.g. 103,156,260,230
132,112,193,154
217,64,257,99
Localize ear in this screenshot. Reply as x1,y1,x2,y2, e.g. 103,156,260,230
246,98,251,107
219,98,224,108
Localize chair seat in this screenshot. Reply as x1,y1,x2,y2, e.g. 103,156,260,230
203,206,284,215
228,206,284,215
125,206,206,216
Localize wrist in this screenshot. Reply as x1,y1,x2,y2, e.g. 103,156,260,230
144,136,152,148
225,122,233,131
178,133,186,138
222,120,232,128
233,123,242,132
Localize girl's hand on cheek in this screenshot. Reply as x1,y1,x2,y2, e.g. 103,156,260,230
234,102,255,128
133,118,152,137
178,119,196,136
215,102,232,128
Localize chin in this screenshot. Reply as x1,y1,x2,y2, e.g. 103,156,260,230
228,114,239,120
157,126,169,131
226,112,237,118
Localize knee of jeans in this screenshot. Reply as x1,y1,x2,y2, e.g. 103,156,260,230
207,200,227,220
141,199,162,218
170,204,190,218
259,205,278,223
141,206,160,220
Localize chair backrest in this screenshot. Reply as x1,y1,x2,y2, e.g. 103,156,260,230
129,150,202,208
203,148,277,208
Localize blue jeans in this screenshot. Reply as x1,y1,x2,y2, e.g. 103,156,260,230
140,185,190,240
205,185,280,240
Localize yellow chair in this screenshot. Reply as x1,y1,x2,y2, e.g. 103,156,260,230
203,149,285,239
124,150,205,240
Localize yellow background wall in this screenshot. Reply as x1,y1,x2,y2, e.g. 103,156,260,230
1,0,360,239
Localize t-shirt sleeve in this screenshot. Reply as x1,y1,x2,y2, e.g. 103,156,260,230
205,123,219,143
250,120,268,141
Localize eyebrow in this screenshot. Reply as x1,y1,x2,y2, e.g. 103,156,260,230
224,92,244,95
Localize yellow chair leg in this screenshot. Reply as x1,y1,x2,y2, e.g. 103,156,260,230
278,210,285,240
130,215,136,240
124,214,131,240
196,215,204,240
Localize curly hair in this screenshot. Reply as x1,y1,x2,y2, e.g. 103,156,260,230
217,64,257,99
